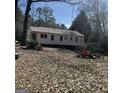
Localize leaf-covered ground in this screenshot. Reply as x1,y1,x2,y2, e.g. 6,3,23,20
15,46,108,93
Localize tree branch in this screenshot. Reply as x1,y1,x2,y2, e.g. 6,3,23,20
31,0,82,5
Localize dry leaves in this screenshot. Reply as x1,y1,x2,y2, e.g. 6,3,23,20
16,46,108,93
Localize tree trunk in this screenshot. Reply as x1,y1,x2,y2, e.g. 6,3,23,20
15,0,18,17
21,0,32,45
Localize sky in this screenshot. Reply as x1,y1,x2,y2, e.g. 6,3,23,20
19,0,80,28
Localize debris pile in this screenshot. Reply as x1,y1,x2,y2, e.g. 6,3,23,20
16,46,108,93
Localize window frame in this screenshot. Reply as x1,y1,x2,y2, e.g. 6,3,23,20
40,34,47,39
44,34,47,38
75,37,78,42
40,34,44,38
60,36,63,41
51,35,54,41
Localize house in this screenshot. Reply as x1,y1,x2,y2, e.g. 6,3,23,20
27,26,84,48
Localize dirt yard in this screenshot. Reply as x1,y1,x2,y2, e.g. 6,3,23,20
15,46,108,93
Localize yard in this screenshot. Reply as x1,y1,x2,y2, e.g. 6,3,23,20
15,46,108,93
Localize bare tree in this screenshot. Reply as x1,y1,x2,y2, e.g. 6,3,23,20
21,0,83,45
79,0,108,32
74,0,108,53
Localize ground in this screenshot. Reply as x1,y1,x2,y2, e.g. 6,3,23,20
15,46,108,93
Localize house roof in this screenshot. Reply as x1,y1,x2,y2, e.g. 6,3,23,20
29,26,84,36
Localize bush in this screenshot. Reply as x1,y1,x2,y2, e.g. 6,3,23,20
35,44,43,51
86,42,103,53
26,39,38,49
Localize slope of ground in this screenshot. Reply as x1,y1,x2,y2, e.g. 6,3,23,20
15,46,108,93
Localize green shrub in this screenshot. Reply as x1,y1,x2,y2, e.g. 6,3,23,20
26,39,38,49
35,44,43,51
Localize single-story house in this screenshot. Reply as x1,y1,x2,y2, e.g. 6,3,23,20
27,26,84,47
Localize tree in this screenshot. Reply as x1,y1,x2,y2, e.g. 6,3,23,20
35,7,43,26
15,8,24,41
60,24,67,29
34,6,56,27
21,0,82,45
56,24,67,29
76,0,108,54
15,0,19,17
88,31,108,54
79,0,108,33
100,32,108,55
70,10,91,42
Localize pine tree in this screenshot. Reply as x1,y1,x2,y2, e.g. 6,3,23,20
70,10,91,42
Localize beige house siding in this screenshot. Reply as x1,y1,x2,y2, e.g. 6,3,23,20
36,32,84,46
27,26,84,46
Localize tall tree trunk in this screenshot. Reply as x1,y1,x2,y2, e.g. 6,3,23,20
15,0,18,17
21,0,32,45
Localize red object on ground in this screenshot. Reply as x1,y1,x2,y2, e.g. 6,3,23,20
81,49,91,58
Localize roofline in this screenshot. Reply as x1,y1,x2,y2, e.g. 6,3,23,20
29,26,84,36
31,31,84,37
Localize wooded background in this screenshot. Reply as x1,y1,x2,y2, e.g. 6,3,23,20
15,0,108,55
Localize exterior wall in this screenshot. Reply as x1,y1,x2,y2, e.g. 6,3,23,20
36,32,84,46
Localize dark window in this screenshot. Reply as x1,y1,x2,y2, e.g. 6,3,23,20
75,37,78,42
51,35,54,40
40,34,43,38
60,36,63,41
70,37,73,40
40,34,47,38
44,34,47,38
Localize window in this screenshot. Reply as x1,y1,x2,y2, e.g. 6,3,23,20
40,34,47,38
40,34,44,38
70,37,73,40
44,34,47,38
51,35,54,40
60,36,63,41
75,37,78,42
